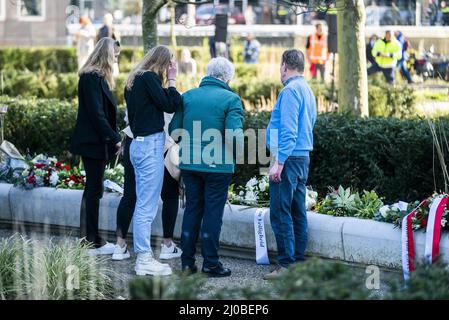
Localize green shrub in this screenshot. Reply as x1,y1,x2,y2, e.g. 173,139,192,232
369,84,416,118
129,273,207,300
1,95,79,158
271,258,372,300
386,260,449,299
310,114,447,202
55,73,78,100
235,112,448,203
0,235,115,300
0,47,77,73
316,186,384,219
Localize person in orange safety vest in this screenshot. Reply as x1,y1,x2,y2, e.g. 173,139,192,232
306,23,329,82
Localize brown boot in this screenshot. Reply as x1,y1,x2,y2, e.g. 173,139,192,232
263,266,288,280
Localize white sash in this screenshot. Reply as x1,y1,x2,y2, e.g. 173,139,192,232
254,208,270,265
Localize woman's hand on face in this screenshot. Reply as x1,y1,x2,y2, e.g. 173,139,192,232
167,61,178,80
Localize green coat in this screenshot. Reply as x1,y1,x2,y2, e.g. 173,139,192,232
169,76,244,174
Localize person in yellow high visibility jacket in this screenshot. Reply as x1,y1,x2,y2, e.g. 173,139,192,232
367,30,402,84
442,1,449,26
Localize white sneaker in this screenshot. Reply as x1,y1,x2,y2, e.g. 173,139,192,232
159,242,183,260
112,244,131,261
87,242,116,256
135,252,172,276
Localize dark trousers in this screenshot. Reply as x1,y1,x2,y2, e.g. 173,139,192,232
368,64,395,84
180,170,233,269
161,164,180,238
80,156,106,248
312,63,325,81
269,156,310,268
116,136,179,239
116,136,136,239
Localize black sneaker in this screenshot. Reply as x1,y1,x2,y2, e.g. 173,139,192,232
202,263,231,278
181,265,198,275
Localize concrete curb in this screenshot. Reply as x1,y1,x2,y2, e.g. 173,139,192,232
1,183,448,268
0,183,12,221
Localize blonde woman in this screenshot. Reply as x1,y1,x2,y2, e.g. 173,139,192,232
70,38,122,254
124,45,182,276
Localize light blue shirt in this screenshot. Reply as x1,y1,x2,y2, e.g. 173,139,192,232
266,75,317,164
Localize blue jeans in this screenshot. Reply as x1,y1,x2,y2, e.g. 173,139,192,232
180,170,233,269
130,132,165,254
269,156,310,268
398,59,412,83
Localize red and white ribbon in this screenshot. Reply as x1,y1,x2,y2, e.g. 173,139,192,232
402,200,427,280
402,196,448,280
424,196,448,264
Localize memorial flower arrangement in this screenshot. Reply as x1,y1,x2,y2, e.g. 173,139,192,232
229,176,270,207
18,155,85,190
104,164,125,188
14,155,125,192
229,176,318,210
375,193,449,231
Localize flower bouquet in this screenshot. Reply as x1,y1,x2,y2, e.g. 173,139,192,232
229,176,318,210
229,176,270,208
376,193,449,231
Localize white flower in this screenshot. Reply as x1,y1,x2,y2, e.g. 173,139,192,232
49,171,59,187
307,190,318,200
68,180,75,188
258,179,268,191
442,218,447,227
244,190,258,204
246,177,258,188
105,169,114,176
22,170,29,177
239,191,244,196
379,205,389,218
80,170,86,176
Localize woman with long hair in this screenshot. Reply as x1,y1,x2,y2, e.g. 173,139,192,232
70,37,122,254
123,45,182,276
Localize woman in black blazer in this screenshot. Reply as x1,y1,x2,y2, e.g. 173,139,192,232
70,37,121,253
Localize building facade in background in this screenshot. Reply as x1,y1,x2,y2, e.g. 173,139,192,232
0,0,107,46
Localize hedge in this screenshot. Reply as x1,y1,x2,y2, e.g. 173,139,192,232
0,46,208,74
236,111,446,203
0,95,444,202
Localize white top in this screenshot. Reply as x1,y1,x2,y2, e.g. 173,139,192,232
123,111,175,153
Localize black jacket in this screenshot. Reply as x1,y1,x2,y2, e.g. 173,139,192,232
70,72,121,160
126,71,182,137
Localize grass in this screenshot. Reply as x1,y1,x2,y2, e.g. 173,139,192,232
0,235,117,300
415,88,449,104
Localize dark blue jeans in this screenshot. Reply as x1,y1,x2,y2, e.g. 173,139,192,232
367,64,395,84
269,156,310,268
181,170,233,269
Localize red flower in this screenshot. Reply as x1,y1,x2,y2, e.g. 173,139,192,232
64,165,71,171
35,163,45,169
56,162,62,168
27,175,36,184
421,219,427,227
69,175,79,183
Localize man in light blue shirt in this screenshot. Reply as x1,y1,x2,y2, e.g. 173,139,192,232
264,49,317,280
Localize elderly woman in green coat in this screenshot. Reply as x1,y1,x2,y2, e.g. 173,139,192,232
169,57,244,277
